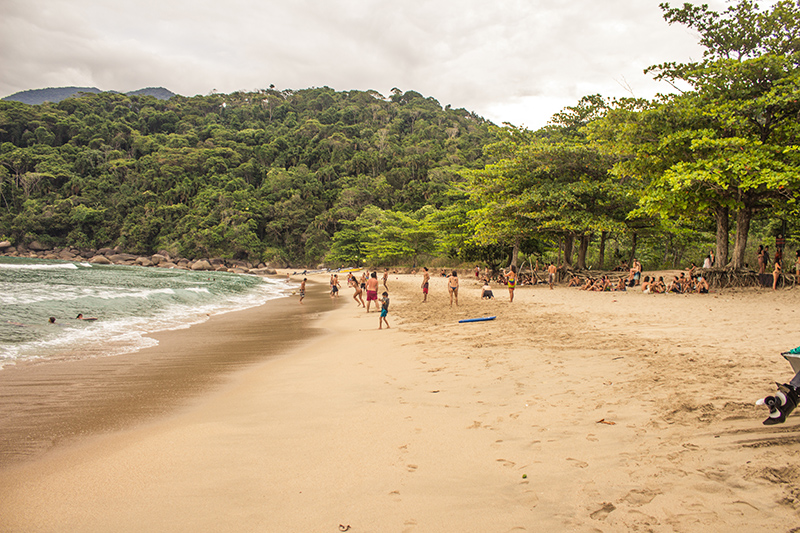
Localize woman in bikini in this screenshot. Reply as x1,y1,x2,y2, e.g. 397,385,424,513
447,269,459,307
504,265,517,302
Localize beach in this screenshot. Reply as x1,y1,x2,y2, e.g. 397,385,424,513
1,272,799,532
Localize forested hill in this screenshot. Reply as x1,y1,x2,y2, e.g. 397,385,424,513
3,87,176,105
0,87,495,265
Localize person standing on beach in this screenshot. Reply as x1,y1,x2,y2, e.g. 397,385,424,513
379,291,390,329
350,275,365,307
773,260,782,290
382,268,389,290
330,274,340,298
421,267,430,303
504,265,517,302
366,272,380,312
447,270,459,307
299,278,306,304
548,262,557,290
757,245,765,274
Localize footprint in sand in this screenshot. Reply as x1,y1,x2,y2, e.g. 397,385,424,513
590,502,616,520
407,464,418,472
567,458,589,468
622,488,661,507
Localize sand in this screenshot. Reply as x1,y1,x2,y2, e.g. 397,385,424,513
1,272,799,532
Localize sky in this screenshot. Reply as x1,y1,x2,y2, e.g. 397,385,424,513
0,0,743,130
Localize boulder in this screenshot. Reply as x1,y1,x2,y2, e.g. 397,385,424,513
108,253,138,263
0,240,11,249
156,250,172,260
191,260,214,271
249,267,278,276
97,248,114,256
135,257,153,267
89,255,113,265
151,254,167,265
28,241,48,251
158,261,178,269
215,266,229,272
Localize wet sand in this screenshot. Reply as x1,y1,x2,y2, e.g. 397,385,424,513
1,272,799,532
0,280,331,467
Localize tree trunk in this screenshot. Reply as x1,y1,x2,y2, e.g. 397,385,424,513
577,233,591,270
714,205,729,267
628,232,638,265
510,236,520,267
563,234,574,267
598,231,607,271
731,207,752,269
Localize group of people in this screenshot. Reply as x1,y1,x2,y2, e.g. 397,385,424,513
569,268,710,295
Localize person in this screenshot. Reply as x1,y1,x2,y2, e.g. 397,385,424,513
330,274,340,298
447,269,459,307
48,316,56,324
641,275,651,294
696,274,709,294
795,250,800,280
421,267,430,303
75,313,97,321
773,259,782,290
474,265,481,279
547,262,557,290
632,259,642,286
481,280,494,299
350,275,365,307
379,291,390,329
763,246,771,272
757,245,765,274
703,255,712,269
299,278,307,304
504,265,517,302
366,272,380,312
382,268,389,290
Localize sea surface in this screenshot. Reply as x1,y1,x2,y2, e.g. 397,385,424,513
0,257,294,367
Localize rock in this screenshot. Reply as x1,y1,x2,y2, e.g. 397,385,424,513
215,266,229,272
108,253,138,263
156,250,172,260
97,248,114,256
28,241,48,251
150,254,167,265
228,267,248,274
158,261,177,269
0,240,12,249
191,260,214,271
135,257,153,267
89,255,112,265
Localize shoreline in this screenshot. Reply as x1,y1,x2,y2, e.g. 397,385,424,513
1,273,798,531
0,277,329,468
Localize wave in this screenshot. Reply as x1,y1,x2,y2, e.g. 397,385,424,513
0,262,79,270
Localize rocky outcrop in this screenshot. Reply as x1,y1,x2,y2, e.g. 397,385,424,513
0,241,281,277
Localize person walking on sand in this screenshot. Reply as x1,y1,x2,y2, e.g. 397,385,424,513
421,267,430,303
447,269,459,307
504,265,517,302
382,268,389,290
548,262,557,290
330,274,340,298
379,291,390,329
350,274,365,307
299,278,306,304
366,272,380,312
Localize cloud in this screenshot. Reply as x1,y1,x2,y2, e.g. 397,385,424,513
0,0,750,128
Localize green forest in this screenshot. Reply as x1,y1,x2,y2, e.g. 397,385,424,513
1,1,798,271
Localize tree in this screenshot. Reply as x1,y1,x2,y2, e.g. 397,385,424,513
626,0,800,268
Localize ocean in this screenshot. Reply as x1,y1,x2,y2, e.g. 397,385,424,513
0,257,294,367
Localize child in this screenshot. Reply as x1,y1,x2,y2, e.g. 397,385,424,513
379,291,390,329
481,280,494,299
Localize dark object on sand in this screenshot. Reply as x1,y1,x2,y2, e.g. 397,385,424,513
756,347,800,425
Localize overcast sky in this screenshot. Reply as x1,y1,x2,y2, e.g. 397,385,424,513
1,0,744,129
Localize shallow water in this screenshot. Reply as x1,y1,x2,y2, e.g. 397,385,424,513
0,257,293,366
